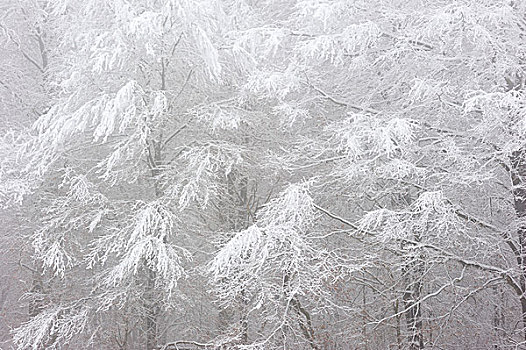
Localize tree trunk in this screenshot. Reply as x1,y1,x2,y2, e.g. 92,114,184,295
510,149,526,342
217,171,251,343
402,282,424,349
283,273,319,350
394,300,402,350
29,263,44,317
402,253,424,350
362,282,369,350
521,296,526,344
145,266,159,350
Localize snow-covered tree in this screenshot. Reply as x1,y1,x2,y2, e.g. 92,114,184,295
10,0,238,348
0,1,59,348
4,0,526,349
209,0,526,348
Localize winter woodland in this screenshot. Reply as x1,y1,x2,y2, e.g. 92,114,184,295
1,0,526,349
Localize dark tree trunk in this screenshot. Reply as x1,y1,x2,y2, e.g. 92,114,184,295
402,251,424,350
29,263,44,317
492,285,506,350
394,300,403,350
283,273,319,350
510,148,526,342
402,280,424,349
145,266,159,350
217,171,252,344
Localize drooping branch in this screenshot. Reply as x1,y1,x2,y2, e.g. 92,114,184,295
314,204,524,297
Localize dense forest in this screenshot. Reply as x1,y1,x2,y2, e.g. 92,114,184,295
1,0,526,349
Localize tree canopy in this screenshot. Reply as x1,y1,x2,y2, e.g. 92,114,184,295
1,0,526,349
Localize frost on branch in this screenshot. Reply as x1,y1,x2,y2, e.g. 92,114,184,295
414,2,517,52
13,302,90,350
257,182,315,229
295,22,381,64
231,27,287,60
192,102,244,131
408,78,448,104
29,81,168,181
163,142,244,210
243,67,301,100
272,102,310,127
378,158,423,180
32,170,108,277
210,181,322,306
209,225,267,303
465,90,526,149
358,191,459,242
89,200,189,297
294,0,348,30
0,130,32,207
71,0,226,79
328,113,416,160
209,181,333,348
